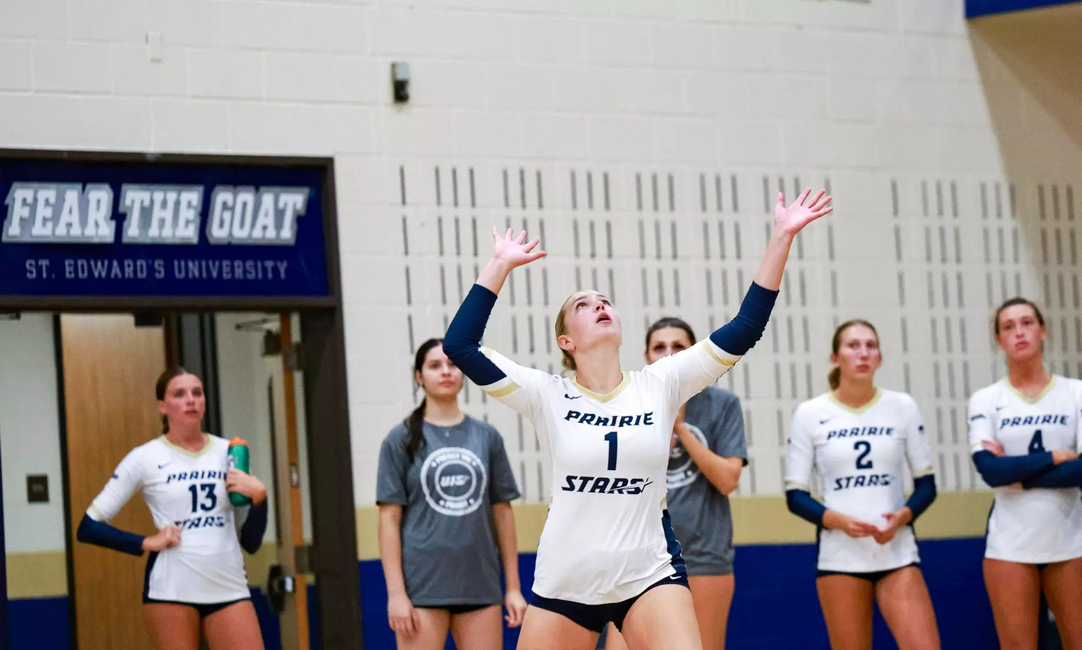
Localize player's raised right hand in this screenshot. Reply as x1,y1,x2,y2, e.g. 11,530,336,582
142,524,181,552
491,228,546,271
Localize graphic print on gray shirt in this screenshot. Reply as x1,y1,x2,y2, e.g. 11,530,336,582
666,386,747,576
376,416,521,607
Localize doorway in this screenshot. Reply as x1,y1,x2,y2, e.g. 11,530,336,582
56,309,351,649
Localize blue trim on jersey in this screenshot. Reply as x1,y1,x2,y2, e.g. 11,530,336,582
906,474,937,521
143,551,160,599
76,513,144,557
1022,458,1082,489
661,509,687,576
786,489,827,527
972,450,1055,488
444,284,505,386
240,501,269,554
708,282,779,356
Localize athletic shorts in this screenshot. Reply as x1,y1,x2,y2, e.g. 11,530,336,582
530,570,690,634
816,561,921,585
143,597,250,618
416,603,496,615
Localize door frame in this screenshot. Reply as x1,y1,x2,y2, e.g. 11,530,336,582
0,149,363,649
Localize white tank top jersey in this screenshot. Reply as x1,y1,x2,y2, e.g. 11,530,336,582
968,376,1082,564
785,389,934,573
87,435,252,603
479,340,739,604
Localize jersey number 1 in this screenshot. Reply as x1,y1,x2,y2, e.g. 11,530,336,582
189,483,217,512
604,431,618,471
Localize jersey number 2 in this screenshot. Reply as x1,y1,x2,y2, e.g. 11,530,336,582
188,483,217,512
854,441,874,470
1028,429,1045,454
604,431,618,471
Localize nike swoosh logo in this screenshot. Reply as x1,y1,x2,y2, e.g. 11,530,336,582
995,405,1008,412
819,418,832,425
564,394,582,400
670,575,682,580
158,463,170,469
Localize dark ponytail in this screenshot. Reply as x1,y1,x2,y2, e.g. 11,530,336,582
405,339,443,461
828,320,878,391
155,366,192,433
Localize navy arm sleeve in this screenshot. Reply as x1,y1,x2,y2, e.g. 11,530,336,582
240,501,269,554
443,284,505,385
709,283,779,356
785,489,826,527
76,513,144,557
972,450,1056,488
1022,459,1082,489
904,474,936,520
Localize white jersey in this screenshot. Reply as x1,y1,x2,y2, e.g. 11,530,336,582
87,435,251,603
785,389,934,573
968,376,1082,563
480,340,738,604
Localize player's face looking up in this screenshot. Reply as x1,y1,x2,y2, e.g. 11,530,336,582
645,327,694,365
994,302,1045,362
556,290,622,368
157,373,206,432
830,323,881,386
415,344,463,400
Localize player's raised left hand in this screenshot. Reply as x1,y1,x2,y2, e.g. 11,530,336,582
227,469,268,506
774,188,833,238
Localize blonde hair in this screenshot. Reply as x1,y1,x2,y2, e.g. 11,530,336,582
554,294,578,372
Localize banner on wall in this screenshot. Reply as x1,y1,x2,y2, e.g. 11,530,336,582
0,157,329,298
966,0,1078,18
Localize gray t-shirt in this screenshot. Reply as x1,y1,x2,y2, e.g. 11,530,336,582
376,416,521,607
666,386,747,575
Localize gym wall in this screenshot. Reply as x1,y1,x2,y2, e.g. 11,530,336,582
3,0,1082,648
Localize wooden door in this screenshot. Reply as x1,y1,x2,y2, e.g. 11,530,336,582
62,314,166,650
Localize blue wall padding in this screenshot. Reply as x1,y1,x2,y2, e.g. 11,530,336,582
3,539,998,650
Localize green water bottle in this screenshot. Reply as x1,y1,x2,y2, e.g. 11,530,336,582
227,437,252,507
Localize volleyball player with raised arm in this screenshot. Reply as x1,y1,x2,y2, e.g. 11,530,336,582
444,188,831,650
76,367,269,650
604,317,747,650
968,298,1082,650
785,320,940,650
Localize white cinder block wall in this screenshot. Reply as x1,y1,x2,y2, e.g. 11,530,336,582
1,0,1080,510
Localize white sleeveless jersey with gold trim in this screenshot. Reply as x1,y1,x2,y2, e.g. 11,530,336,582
479,340,738,604
968,376,1082,563
87,435,251,603
785,389,934,573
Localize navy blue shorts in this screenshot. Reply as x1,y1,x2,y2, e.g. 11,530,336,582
143,597,250,618
417,603,495,615
531,571,690,634
816,561,921,585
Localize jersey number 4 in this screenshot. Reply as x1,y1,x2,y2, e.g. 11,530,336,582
1028,429,1045,454
188,483,217,512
